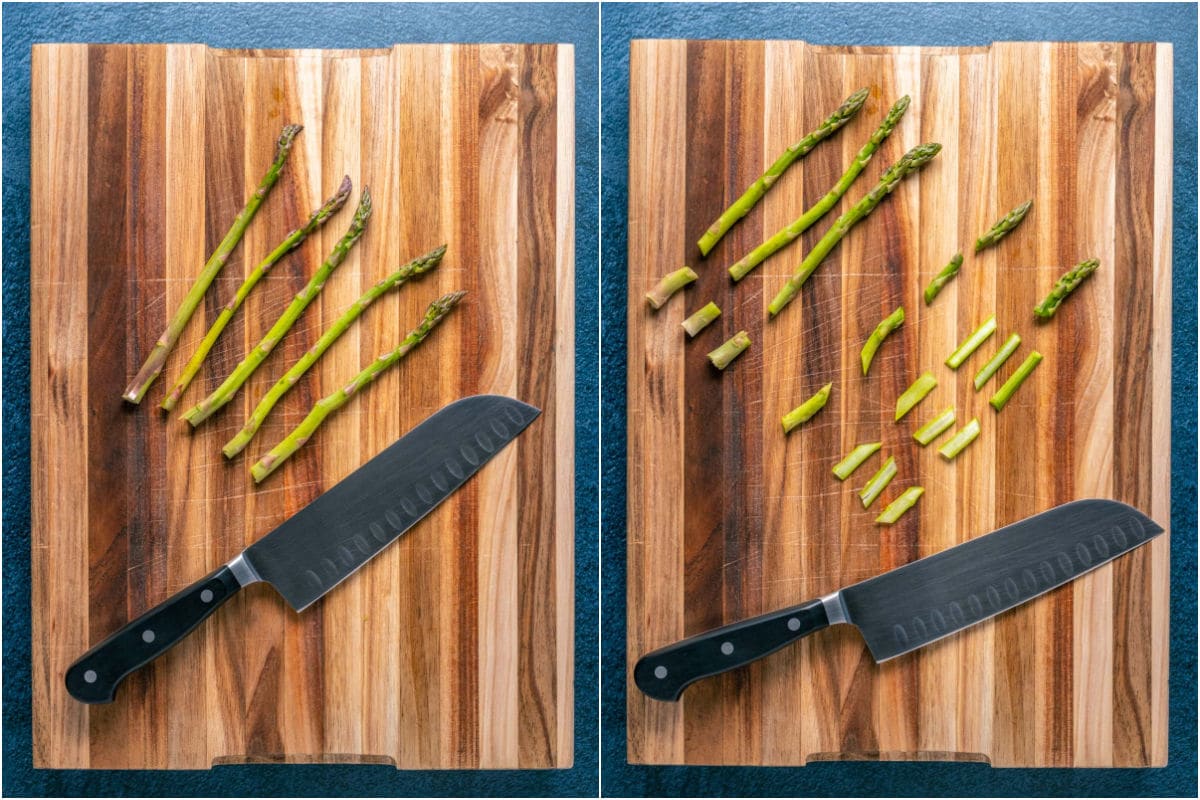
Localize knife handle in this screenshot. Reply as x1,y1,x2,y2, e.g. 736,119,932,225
633,599,830,701
65,565,241,704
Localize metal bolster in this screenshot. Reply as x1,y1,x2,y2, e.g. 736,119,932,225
820,591,849,626
226,552,262,587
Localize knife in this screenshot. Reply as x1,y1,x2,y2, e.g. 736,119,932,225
66,394,540,704
634,499,1163,701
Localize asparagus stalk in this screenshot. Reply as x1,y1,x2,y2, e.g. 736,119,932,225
876,486,924,525
989,351,1043,411
895,371,937,421
832,441,881,481
767,143,942,317
681,301,721,337
182,189,373,427
973,332,1021,390
161,177,353,412
222,245,447,458
707,331,751,370
859,456,897,509
938,418,981,460
945,314,997,369
782,382,832,433
975,199,1033,253
123,124,303,404
646,266,698,309
861,306,905,376
913,406,956,446
923,252,963,305
697,87,870,257
728,95,911,282
1034,258,1100,319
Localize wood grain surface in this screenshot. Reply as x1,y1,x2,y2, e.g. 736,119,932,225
31,42,574,770
626,40,1170,767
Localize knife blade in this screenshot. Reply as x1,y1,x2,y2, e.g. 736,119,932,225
66,394,540,704
634,499,1164,702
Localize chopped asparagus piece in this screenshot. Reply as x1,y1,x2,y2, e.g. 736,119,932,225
973,333,1022,390
707,331,751,370
895,371,937,421
876,486,925,525
646,266,698,309
681,301,721,337
938,418,982,460
860,306,905,376
858,456,897,509
782,382,833,433
913,406,956,446
990,351,1044,411
945,315,997,369
1034,258,1100,319
832,441,882,481
923,252,963,305
975,199,1033,252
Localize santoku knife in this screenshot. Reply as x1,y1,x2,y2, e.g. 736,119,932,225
66,394,540,704
634,499,1163,701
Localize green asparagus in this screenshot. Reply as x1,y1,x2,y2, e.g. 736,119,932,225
859,456,897,509
989,351,1043,411
938,418,981,460
913,407,956,446
876,486,924,525
681,301,721,337
767,143,942,317
697,87,870,257
251,291,465,483
861,306,905,376
782,382,832,433
975,199,1033,253
1034,258,1100,319
832,441,881,481
946,315,997,369
895,371,936,421
728,96,911,282
646,266,698,309
707,330,751,370
123,124,303,404
973,332,1021,390
923,252,963,305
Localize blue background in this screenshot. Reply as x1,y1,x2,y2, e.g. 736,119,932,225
600,3,1197,797
2,2,598,796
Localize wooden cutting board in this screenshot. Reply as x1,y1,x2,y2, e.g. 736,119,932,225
626,40,1170,767
31,42,574,770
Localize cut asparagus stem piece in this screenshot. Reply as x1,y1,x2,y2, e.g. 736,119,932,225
913,406,956,446
975,199,1033,252
182,189,373,427
1034,258,1100,319
250,291,465,483
895,371,937,421
990,351,1044,411
782,382,833,433
938,418,982,460
681,301,721,337
161,176,353,412
222,245,447,458
697,87,870,257
923,252,963,305
832,441,882,481
876,486,925,525
707,331,751,370
973,332,1022,390
768,143,942,317
123,124,303,405
861,306,905,376
945,314,997,369
858,456,897,509
728,95,911,282
646,266,698,309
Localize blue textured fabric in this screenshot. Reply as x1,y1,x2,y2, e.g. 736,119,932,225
2,3,598,796
600,3,1196,796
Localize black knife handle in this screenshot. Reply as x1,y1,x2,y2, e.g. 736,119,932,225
633,599,830,701
65,565,241,704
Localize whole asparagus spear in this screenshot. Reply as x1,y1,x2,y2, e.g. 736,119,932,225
161,176,353,412
250,290,466,483
729,95,911,282
182,189,373,426
975,199,1033,252
767,142,942,317
222,244,446,458
123,124,303,404
697,87,870,257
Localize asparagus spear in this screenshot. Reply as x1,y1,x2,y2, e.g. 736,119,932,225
767,143,942,317
945,315,997,369
895,371,936,421
728,95,911,281
861,306,905,376
975,199,1033,253
876,486,924,525
782,382,832,433
913,407,956,446
251,291,465,483
832,441,881,481
182,189,373,427
923,252,963,305
161,177,353,412
1034,258,1100,319
973,332,1021,390
859,456,897,509
989,351,1043,411
646,266,698,309
697,87,870,257
938,418,981,460
681,301,721,337
222,245,447,458
123,124,303,404
707,331,751,370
